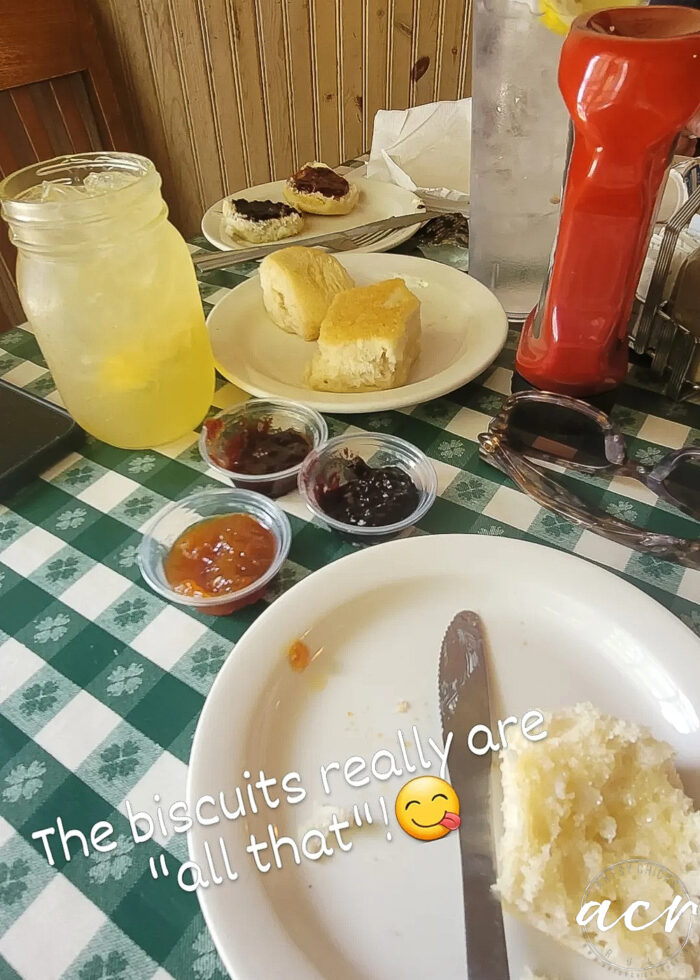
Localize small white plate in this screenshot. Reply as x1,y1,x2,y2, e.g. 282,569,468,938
201,175,424,253
206,252,508,414
187,535,700,980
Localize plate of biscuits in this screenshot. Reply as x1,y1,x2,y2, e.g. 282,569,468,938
206,246,508,413
201,161,425,254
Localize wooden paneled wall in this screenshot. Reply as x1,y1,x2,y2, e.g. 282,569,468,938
87,0,472,237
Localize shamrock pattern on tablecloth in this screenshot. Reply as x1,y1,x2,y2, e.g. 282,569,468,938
106,663,144,697
61,464,99,488
192,929,227,980
117,545,140,569
628,551,684,589
0,353,19,373
365,413,396,432
45,555,82,584
0,857,30,906
25,373,56,398
78,951,129,980
190,644,227,680
112,598,150,631
634,446,665,467
265,561,309,601
97,740,141,782
88,835,135,884
436,438,468,462
2,666,76,739
122,496,156,520
34,612,72,644
610,406,645,435
2,760,46,803
20,680,60,718
0,517,20,542
537,512,580,542
177,441,206,466
412,399,458,426
126,455,156,474
97,588,164,644
447,473,495,507
606,500,639,522
638,554,669,581
55,507,88,531
473,391,504,416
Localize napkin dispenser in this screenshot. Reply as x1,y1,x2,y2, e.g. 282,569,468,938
515,6,700,398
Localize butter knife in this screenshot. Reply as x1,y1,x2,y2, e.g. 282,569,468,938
191,209,440,273
438,611,510,979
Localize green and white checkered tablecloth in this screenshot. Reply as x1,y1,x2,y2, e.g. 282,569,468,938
0,184,699,979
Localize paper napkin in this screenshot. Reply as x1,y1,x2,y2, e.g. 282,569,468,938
367,99,471,208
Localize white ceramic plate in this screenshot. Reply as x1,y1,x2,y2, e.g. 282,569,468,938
187,535,700,980
201,175,424,253
206,252,508,413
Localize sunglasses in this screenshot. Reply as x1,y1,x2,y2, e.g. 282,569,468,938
479,391,700,569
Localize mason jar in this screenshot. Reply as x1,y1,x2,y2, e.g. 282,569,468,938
0,152,215,449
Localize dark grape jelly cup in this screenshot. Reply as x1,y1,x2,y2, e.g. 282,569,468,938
298,432,437,545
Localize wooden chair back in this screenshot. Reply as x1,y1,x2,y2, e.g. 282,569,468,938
0,0,130,331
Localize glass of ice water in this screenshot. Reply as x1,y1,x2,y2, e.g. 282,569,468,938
468,0,570,320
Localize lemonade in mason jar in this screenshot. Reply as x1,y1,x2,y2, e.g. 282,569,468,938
0,153,215,449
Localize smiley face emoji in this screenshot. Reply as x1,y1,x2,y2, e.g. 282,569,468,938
395,775,461,841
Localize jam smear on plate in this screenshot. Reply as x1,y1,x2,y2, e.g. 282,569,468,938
287,639,311,672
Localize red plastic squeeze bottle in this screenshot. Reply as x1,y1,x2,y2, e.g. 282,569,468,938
516,6,700,396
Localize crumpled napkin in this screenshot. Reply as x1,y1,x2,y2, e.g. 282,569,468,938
366,99,471,209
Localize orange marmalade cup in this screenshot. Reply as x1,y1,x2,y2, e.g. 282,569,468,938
0,153,215,448
516,7,700,397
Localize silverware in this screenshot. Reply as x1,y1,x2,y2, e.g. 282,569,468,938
628,174,700,401
191,209,440,273
632,183,700,356
438,611,510,980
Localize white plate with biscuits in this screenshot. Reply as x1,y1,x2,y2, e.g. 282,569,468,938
201,172,425,254
187,535,700,980
206,251,508,413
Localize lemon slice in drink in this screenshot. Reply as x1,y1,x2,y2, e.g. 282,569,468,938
539,0,641,35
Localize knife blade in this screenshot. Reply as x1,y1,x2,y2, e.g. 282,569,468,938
438,611,510,980
191,208,441,272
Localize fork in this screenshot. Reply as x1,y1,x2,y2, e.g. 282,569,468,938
191,222,415,272
330,226,397,251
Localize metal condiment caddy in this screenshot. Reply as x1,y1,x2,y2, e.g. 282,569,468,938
630,162,700,402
